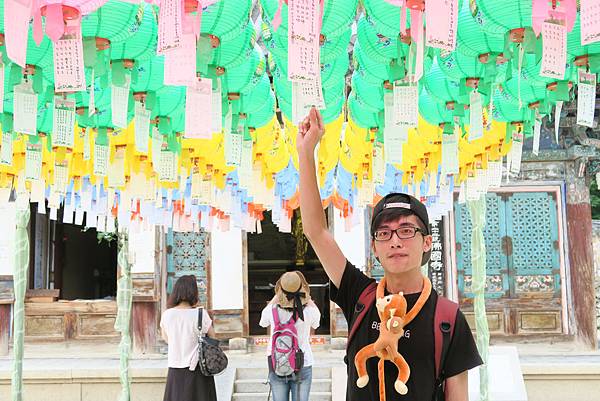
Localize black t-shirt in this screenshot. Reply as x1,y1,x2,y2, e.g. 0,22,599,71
330,261,483,401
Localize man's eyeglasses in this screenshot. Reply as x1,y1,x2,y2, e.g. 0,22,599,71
373,226,425,241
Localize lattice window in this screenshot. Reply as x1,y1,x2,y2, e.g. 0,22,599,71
169,231,210,305
173,232,209,273
455,193,504,273
454,190,561,299
509,193,556,271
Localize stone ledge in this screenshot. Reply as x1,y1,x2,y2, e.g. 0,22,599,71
522,363,600,376
0,367,169,383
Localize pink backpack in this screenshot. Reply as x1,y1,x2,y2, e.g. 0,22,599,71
270,306,304,377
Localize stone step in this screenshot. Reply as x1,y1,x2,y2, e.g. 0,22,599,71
235,367,331,380
231,392,331,401
234,378,331,393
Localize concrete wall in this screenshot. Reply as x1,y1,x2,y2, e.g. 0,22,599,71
211,226,244,310
333,207,366,272
0,364,235,401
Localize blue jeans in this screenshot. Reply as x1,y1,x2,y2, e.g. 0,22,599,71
268,366,312,401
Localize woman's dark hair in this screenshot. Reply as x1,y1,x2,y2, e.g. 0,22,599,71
167,275,199,308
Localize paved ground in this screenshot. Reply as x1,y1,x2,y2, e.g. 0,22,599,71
2,341,600,400
2,339,600,364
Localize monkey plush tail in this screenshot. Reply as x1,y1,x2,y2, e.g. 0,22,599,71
378,359,386,401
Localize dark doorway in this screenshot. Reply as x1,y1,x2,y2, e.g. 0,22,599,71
35,207,118,300
28,206,118,300
247,209,330,335
58,224,117,300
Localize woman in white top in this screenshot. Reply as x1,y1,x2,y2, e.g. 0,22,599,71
160,275,217,401
260,271,321,401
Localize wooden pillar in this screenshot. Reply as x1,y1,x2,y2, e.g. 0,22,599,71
129,227,161,354
132,301,157,354
565,160,597,350
0,302,10,356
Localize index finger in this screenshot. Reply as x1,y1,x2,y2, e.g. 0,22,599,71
314,107,324,131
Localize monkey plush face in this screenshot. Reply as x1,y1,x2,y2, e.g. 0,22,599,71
376,293,408,317
376,292,408,332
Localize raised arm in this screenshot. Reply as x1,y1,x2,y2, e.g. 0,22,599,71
297,107,347,288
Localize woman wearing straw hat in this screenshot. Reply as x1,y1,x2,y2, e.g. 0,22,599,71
260,271,321,401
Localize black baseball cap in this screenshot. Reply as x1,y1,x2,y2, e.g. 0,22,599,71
371,193,431,265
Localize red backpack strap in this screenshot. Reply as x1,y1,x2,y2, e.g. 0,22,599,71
346,281,377,350
434,296,459,380
271,305,281,327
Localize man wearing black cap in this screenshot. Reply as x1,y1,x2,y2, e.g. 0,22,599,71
297,108,482,401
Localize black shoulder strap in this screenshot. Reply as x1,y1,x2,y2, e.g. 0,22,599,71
433,296,459,398
198,307,203,333
346,281,377,351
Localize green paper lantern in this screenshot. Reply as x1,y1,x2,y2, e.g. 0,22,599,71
357,16,408,64
351,72,384,113
224,46,263,93
241,73,271,114
82,2,143,44
348,92,379,128
456,1,505,58
200,0,253,41
422,60,461,104
492,88,530,122
132,56,165,93
36,102,53,135
503,76,547,106
74,76,111,110
353,42,390,85
363,0,408,38
419,89,454,125
261,0,357,38
152,86,186,118
438,51,485,81
110,3,157,63
474,0,532,38
247,91,275,128
267,25,351,64
210,23,256,69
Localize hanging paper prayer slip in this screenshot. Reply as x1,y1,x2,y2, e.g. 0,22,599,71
185,78,213,139
469,91,483,141
288,0,321,82
580,0,600,45
14,83,38,136
53,20,86,92
425,0,458,51
441,126,459,175
52,97,76,148
384,92,407,165
576,70,597,128
158,0,183,54
541,14,567,79
0,131,12,166
509,127,524,174
134,102,151,154
25,143,43,181
394,84,419,127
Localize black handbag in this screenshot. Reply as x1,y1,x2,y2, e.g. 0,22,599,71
197,308,228,376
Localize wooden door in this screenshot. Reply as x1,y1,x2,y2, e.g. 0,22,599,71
454,189,564,336
165,230,211,307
